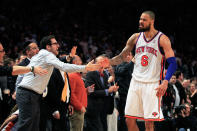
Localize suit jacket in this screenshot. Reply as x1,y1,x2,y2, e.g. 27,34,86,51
114,61,134,97
85,71,114,116
18,58,30,66
40,57,72,131
44,56,72,112
175,80,186,104
43,68,71,114
0,66,12,76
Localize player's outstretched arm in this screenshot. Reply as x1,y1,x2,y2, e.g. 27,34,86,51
110,33,138,66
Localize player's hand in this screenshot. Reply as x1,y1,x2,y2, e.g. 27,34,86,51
85,60,101,71
155,80,168,97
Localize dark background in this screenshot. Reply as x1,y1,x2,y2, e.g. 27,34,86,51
0,0,196,65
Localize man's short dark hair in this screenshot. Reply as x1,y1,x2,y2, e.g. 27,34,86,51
175,71,182,78
23,41,33,55
40,35,55,49
171,73,176,77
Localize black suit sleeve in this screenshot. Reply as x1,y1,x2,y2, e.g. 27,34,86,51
114,62,134,77
0,66,13,76
44,68,64,113
18,58,30,66
85,71,107,97
175,81,186,103
59,56,70,63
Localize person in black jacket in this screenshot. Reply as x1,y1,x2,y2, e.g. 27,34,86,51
114,52,134,131
189,83,197,117
85,55,119,131
40,68,71,131
175,71,187,104
173,103,197,131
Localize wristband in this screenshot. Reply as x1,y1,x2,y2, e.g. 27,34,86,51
164,57,177,81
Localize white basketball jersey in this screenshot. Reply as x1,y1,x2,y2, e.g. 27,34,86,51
132,31,165,82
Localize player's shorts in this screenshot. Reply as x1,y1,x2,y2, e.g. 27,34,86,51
125,78,164,121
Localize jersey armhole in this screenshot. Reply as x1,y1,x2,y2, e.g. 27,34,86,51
135,32,142,46
158,34,165,56
134,32,142,55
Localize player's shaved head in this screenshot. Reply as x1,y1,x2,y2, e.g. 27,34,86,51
142,11,155,20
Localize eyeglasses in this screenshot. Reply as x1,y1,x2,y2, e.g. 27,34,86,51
0,49,5,53
51,42,59,45
30,47,39,50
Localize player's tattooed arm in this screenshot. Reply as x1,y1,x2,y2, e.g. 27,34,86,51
110,33,138,66
109,47,130,65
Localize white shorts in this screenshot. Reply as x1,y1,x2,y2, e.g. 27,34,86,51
125,78,164,121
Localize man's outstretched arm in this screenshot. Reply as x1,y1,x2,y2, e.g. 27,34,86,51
12,66,48,76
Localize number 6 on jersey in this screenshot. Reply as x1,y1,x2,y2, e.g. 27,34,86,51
141,55,148,66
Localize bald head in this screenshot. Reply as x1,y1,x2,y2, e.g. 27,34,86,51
142,10,155,20
95,54,110,69
95,55,108,63
72,55,82,65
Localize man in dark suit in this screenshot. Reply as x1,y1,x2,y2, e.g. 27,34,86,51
40,68,71,131
175,71,186,104
114,53,134,131
85,55,119,131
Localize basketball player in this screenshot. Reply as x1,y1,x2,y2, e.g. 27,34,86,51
109,11,177,131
